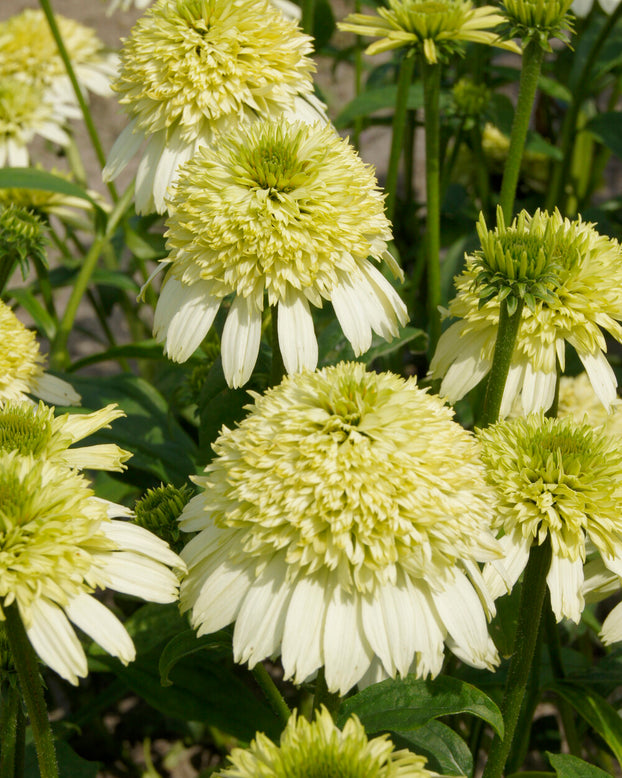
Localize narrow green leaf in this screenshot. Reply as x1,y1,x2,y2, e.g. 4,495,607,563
69,340,167,370
0,168,104,214
334,83,424,129
391,721,473,777
337,676,504,738
586,112,622,160
5,288,57,339
549,681,622,765
548,752,613,778
159,630,231,686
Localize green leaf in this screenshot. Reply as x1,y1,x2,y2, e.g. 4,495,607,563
25,741,99,778
391,721,473,777
65,373,199,485
548,753,612,778
159,629,231,686
69,340,168,370
334,83,424,129
337,676,504,738
0,168,104,215
585,112,622,160
364,326,426,363
537,75,572,104
549,681,622,765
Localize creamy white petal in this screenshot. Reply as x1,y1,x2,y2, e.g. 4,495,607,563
29,373,81,406
154,277,220,363
323,587,373,694
408,582,445,678
571,0,593,14
281,571,329,685
100,520,183,569
546,554,584,623
330,277,373,355
25,599,87,685
359,261,409,338
361,573,418,678
221,296,262,388
233,555,292,667
103,119,143,182
277,292,318,374
357,657,390,690
579,350,618,410
62,445,127,472
65,593,135,664
178,493,218,534
190,559,255,635
462,559,496,620
500,362,526,418
433,570,498,670
582,558,620,602
599,0,620,12
483,533,531,600
600,600,622,644
135,131,167,214
521,364,557,415
96,551,180,603
153,128,196,213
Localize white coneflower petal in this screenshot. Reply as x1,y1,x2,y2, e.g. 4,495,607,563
180,362,500,693
106,0,326,214
430,209,622,415
479,413,622,624
155,121,407,386
64,593,135,665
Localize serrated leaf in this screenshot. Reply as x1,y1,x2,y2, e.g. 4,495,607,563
548,753,612,778
391,721,473,777
159,629,231,686
337,676,504,738
549,681,622,765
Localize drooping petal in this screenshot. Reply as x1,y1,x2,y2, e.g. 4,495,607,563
546,554,584,623
25,598,88,685
277,292,318,374
65,593,135,665
221,296,262,388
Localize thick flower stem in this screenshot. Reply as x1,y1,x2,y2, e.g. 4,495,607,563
384,51,417,223
50,182,135,369
421,59,442,357
499,39,545,222
478,298,524,428
0,682,25,778
545,5,622,215
301,0,316,37
38,0,117,202
252,663,291,728
481,540,552,778
4,606,58,778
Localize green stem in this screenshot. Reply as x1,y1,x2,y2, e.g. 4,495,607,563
50,182,135,369
38,0,117,202
470,123,490,219
4,606,58,778
0,257,17,298
421,58,442,358
478,298,524,428
251,663,291,727
546,6,622,214
499,39,545,221
481,540,552,778
384,51,417,223
0,682,22,778
301,0,316,38
352,0,364,152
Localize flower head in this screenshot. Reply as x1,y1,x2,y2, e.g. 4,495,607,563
0,77,78,167
556,372,622,435
338,0,520,63
104,0,326,213
217,706,432,778
502,0,574,47
0,204,47,286
0,300,80,406
0,400,130,473
0,9,117,100
134,482,194,553
479,413,622,622
429,209,622,416
155,121,408,387
0,450,183,684
180,362,500,694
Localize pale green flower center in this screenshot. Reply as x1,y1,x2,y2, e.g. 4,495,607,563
204,363,494,592
503,0,573,29
479,415,622,561
0,454,113,616
0,405,55,456
238,138,306,195
0,80,49,134
389,0,471,36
